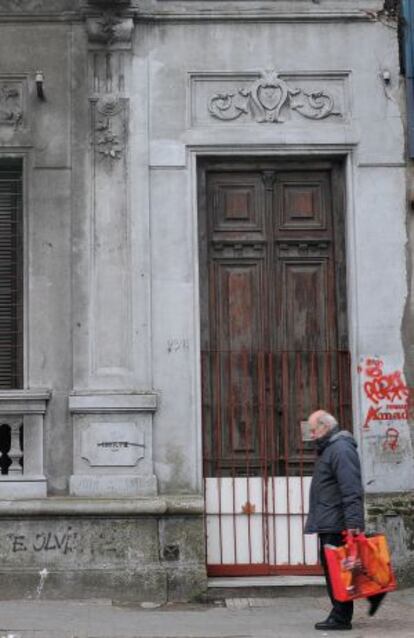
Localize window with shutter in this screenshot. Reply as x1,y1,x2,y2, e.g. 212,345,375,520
0,159,23,389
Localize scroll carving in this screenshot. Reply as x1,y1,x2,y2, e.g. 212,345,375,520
0,83,23,128
208,71,341,123
291,90,339,120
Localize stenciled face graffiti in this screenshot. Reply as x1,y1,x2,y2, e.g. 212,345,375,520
382,426,400,451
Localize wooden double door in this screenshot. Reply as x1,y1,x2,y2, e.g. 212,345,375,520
198,159,351,574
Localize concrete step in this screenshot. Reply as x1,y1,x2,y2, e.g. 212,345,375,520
204,575,325,602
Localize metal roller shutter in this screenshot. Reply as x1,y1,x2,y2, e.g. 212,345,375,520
0,160,23,389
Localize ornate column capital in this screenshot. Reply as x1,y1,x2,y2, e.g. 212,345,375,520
83,0,135,50
86,13,134,49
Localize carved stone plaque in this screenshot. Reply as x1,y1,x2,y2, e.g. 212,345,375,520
81,422,145,467
0,81,23,128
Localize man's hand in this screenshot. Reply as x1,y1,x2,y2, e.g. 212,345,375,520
343,530,362,572
346,528,361,536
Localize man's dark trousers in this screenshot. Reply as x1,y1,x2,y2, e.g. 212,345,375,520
319,533,353,623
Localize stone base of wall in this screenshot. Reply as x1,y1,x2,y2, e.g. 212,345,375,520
0,497,207,603
366,492,414,587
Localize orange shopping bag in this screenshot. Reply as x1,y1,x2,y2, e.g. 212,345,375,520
324,532,397,602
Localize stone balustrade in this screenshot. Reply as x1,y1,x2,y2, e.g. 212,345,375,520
0,390,50,498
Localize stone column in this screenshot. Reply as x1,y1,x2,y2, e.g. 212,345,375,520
70,0,157,497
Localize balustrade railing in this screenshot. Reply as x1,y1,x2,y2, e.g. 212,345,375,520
0,420,23,475
0,390,50,497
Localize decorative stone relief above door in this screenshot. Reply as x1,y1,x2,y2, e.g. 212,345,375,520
188,70,349,127
208,71,341,123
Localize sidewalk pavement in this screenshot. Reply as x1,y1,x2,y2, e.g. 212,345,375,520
0,588,412,638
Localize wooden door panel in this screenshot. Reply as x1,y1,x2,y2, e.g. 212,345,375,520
209,172,265,239
206,260,267,473
202,349,269,474
200,160,349,479
211,261,265,352
280,259,330,351
275,172,330,234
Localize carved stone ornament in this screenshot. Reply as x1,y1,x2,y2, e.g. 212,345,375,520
208,70,341,123
93,95,126,162
0,83,23,128
80,422,144,468
86,12,134,48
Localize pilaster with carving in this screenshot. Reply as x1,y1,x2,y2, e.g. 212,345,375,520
87,9,133,379
70,1,157,498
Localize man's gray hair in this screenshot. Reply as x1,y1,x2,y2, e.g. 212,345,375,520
315,411,337,429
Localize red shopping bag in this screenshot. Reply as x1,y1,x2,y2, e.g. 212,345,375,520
324,532,397,602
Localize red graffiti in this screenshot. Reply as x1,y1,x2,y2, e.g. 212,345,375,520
382,426,400,452
363,360,408,405
363,405,407,429
365,358,383,378
360,357,410,430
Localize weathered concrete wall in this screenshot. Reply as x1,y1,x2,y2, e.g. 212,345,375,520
1,0,407,511
0,498,207,602
144,12,411,494
0,20,73,494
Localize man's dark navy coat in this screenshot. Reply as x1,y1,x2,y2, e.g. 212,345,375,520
305,426,365,534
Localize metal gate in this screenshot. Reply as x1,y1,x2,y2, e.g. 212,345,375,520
198,159,351,576
202,350,351,576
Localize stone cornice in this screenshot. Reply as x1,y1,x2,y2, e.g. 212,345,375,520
0,495,204,516
87,0,131,4
0,0,382,24
0,12,379,24
0,13,82,22
69,392,158,413
0,389,51,414
141,14,377,25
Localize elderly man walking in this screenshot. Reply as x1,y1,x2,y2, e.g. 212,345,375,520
305,409,385,631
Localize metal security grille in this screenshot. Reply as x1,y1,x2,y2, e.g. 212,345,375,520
202,349,351,575
0,160,23,389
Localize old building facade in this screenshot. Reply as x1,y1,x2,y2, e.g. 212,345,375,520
0,0,413,601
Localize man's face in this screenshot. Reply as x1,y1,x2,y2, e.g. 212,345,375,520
309,416,330,440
